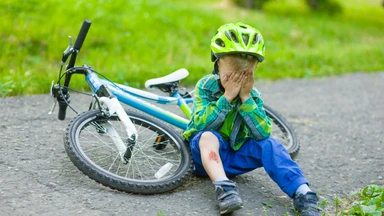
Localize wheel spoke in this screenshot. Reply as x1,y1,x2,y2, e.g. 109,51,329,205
66,110,191,194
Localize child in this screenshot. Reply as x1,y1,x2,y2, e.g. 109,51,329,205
182,22,322,215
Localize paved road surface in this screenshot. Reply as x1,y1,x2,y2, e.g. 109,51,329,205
0,72,383,215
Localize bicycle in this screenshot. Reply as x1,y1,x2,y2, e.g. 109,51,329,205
49,20,300,195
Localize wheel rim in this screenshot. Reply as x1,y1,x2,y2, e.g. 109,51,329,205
74,114,184,183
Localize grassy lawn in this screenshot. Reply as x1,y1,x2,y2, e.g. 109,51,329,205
0,0,383,96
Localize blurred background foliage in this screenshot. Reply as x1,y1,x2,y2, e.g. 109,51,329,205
0,0,383,96
234,0,343,14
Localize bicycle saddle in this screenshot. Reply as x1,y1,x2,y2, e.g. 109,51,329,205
145,68,189,91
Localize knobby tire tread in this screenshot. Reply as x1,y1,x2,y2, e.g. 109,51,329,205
264,105,300,158
64,109,193,194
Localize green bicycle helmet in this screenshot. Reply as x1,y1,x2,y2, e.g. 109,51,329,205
211,22,265,63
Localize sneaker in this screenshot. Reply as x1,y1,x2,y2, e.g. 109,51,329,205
213,180,243,214
293,191,322,216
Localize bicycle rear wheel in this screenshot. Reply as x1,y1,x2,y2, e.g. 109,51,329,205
264,105,300,158
64,109,192,194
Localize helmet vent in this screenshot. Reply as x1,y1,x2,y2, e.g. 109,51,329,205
242,34,249,46
229,31,238,43
239,25,248,29
252,33,259,45
224,31,231,41
215,39,225,47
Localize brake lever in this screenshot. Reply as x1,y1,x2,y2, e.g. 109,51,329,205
61,36,73,64
48,101,57,115
48,81,58,115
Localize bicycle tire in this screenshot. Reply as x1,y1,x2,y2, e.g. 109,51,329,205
64,109,193,194
264,105,300,158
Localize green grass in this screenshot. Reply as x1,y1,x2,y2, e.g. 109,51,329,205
336,184,384,216
243,185,384,216
0,0,383,96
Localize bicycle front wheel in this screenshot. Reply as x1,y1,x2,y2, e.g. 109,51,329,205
64,109,192,194
264,105,300,158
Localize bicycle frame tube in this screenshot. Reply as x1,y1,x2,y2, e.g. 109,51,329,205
110,85,190,129
86,73,191,129
172,92,192,120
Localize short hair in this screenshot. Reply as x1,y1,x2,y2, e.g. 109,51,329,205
220,53,258,72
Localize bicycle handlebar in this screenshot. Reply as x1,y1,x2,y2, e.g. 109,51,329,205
58,94,70,120
67,20,92,70
74,19,91,50
55,84,68,120
57,20,92,120
58,105,66,120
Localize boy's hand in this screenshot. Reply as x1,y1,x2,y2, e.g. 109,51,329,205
222,72,246,102
239,71,254,102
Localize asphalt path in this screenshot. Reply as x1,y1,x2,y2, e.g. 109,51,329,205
0,72,383,216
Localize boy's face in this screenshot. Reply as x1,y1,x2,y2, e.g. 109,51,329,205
217,57,258,84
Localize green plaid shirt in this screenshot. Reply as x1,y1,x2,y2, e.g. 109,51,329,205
182,74,272,150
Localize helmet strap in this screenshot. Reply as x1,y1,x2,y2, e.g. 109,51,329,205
212,61,219,74
211,51,218,62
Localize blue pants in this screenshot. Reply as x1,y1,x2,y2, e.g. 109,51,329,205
189,130,309,198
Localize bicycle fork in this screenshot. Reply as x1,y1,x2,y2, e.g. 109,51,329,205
99,97,137,163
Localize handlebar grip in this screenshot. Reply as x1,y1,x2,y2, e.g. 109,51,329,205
58,101,68,120
74,19,92,50
57,93,70,120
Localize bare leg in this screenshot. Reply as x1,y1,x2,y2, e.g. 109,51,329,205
199,131,227,181
198,132,243,214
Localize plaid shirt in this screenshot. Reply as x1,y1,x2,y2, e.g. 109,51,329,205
182,74,272,150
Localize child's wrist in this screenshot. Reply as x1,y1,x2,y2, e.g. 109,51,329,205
224,92,234,102
240,95,250,103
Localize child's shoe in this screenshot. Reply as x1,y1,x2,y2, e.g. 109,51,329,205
293,191,322,216
214,180,243,214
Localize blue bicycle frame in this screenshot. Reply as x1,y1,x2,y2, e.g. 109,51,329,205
86,72,194,130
